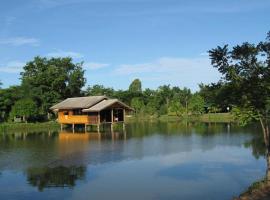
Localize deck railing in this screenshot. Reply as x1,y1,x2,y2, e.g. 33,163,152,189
58,115,98,124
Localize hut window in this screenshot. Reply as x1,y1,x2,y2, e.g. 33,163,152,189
63,111,69,116
73,109,83,115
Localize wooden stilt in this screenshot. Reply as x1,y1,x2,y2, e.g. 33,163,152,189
72,124,75,133
97,124,100,133
124,129,127,140
111,123,114,132
85,124,87,133
61,123,63,131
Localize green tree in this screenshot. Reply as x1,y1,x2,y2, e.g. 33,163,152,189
9,99,39,122
130,97,144,114
129,79,142,93
156,85,173,114
21,57,86,117
0,86,23,121
169,100,185,118
188,94,205,115
209,31,270,182
85,85,114,97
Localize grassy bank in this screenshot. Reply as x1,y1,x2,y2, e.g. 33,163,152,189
128,113,234,123
0,121,60,133
234,178,270,200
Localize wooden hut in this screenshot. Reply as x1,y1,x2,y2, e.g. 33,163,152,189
50,96,133,131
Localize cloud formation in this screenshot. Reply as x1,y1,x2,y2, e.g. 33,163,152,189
46,50,84,59
0,37,40,46
83,62,110,70
114,57,220,91
0,61,25,73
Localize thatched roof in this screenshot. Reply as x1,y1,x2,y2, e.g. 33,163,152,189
50,96,107,110
82,99,133,112
50,96,133,111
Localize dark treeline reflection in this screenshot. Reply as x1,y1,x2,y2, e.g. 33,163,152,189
126,121,260,137
26,166,86,191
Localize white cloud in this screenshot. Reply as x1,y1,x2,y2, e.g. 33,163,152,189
46,50,83,59
199,52,209,56
114,57,220,91
115,57,211,75
83,62,110,70
0,61,25,73
0,37,40,46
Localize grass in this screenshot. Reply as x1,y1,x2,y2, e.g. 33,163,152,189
0,121,60,133
199,113,234,123
128,113,234,123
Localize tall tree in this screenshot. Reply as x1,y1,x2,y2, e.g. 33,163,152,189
129,79,142,93
21,57,86,116
209,31,270,182
0,86,23,121
9,98,39,122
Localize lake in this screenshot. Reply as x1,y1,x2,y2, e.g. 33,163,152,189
0,121,266,200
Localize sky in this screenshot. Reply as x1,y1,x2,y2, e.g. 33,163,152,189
0,0,269,91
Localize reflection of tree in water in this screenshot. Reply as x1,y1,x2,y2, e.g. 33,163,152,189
26,166,86,191
245,135,266,159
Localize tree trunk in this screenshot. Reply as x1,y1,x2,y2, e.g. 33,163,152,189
267,151,270,185
259,117,269,150
259,117,270,184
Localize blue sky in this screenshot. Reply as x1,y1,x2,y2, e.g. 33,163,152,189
0,0,269,91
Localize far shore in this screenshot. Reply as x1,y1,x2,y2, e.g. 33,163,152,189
128,113,234,123
0,113,235,133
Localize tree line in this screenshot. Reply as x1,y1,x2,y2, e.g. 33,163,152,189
0,61,208,122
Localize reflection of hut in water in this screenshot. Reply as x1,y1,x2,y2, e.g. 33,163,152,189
26,166,86,191
59,131,127,142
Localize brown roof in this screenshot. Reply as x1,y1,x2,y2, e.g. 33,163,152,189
50,96,107,110
82,99,133,112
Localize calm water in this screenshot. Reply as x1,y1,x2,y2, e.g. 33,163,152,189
0,121,267,200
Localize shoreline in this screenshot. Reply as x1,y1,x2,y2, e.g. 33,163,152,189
127,113,234,123
233,178,270,200
0,113,234,133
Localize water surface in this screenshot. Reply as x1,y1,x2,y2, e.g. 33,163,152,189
0,122,266,200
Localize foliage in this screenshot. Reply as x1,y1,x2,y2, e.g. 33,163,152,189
209,31,270,149
188,94,205,115
85,84,114,97
231,106,260,126
169,100,185,117
9,99,39,122
21,57,86,116
130,97,144,114
129,79,142,93
0,86,23,121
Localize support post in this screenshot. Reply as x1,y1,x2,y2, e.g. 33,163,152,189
111,123,114,132
123,109,125,122
85,124,87,133
123,122,125,131
61,123,63,131
111,109,114,123
72,124,75,133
